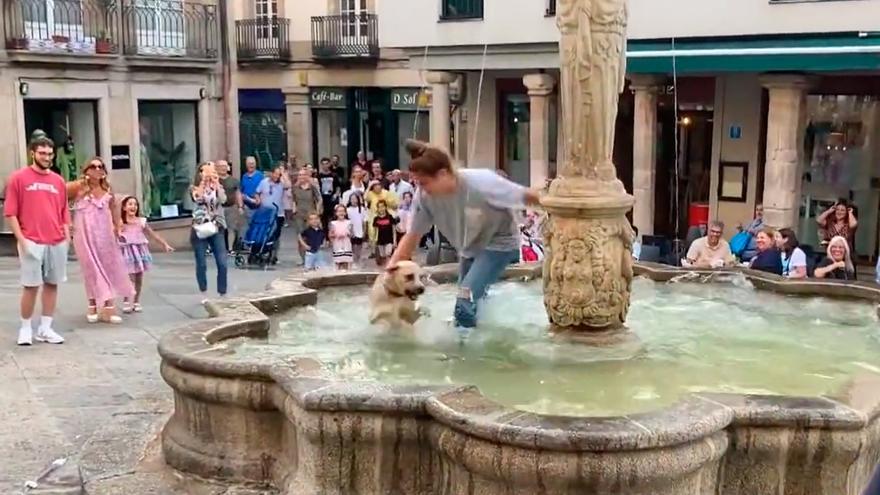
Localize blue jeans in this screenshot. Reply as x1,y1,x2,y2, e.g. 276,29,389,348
304,251,322,270
454,249,520,328
191,228,228,295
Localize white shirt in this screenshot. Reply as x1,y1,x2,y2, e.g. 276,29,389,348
342,183,366,207
781,247,807,277
347,206,367,239
389,180,414,198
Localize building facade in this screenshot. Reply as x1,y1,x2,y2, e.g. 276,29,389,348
0,0,234,245
232,0,429,173
379,0,880,259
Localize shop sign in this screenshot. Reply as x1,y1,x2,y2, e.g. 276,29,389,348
110,145,131,170
310,87,347,109
391,88,431,111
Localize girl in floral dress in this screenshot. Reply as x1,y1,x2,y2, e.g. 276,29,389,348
329,204,354,270
119,196,174,313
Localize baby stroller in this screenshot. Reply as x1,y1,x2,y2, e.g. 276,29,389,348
234,204,280,268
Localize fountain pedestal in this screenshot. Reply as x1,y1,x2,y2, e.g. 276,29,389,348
542,0,634,344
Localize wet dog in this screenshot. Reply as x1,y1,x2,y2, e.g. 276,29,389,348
369,261,426,332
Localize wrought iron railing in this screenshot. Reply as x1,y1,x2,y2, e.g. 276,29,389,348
440,0,483,20
546,0,556,16
121,0,218,59
311,13,378,60
236,17,290,61
3,0,121,54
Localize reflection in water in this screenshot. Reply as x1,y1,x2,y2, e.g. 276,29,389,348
233,276,880,416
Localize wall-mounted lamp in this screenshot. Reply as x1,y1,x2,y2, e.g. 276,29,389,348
19,81,29,96
199,87,208,99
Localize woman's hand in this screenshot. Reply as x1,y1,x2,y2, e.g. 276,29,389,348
833,260,846,270
163,243,175,253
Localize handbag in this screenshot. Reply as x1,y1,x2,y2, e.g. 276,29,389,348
193,220,218,239
729,231,752,257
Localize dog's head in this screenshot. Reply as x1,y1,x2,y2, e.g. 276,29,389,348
385,261,425,300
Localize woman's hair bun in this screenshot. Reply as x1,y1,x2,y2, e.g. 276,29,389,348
404,139,428,159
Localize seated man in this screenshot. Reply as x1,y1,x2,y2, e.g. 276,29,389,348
683,220,735,269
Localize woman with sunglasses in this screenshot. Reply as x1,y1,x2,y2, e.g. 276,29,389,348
67,158,134,324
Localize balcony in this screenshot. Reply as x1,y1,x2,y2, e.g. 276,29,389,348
3,0,219,61
121,1,219,59
310,13,378,62
236,17,290,63
3,0,121,55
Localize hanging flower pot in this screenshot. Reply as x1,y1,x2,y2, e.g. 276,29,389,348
52,34,70,44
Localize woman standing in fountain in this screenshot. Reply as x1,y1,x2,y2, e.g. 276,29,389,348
387,140,541,332
68,158,135,323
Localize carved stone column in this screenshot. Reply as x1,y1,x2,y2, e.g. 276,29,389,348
760,75,812,230
523,73,556,188
543,0,634,344
630,75,663,236
426,71,455,151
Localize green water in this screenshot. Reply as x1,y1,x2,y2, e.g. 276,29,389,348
233,276,880,417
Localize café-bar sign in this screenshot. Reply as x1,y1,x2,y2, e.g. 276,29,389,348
310,87,347,109
391,88,431,111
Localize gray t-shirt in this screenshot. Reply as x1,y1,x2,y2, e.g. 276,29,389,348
409,169,527,258
257,177,285,217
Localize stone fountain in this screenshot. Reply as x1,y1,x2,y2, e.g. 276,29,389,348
543,0,635,344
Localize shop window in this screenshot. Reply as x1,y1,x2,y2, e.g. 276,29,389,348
799,95,879,254
314,109,349,168
239,111,287,171
24,99,99,182
440,0,483,20
138,101,199,219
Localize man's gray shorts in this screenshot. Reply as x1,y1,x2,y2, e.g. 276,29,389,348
19,239,68,287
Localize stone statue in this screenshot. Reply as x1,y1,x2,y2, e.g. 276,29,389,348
543,0,634,340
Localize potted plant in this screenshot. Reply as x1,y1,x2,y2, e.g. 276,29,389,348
52,34,70,44
95,30,113,54
8,37,29,50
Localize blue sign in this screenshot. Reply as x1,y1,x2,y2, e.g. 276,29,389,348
729,125,743,140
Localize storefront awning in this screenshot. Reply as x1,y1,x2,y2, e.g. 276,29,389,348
628,33,880,74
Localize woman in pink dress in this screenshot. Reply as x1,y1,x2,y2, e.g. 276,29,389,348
67,158,134,324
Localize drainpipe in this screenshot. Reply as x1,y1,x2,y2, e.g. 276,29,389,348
218,0,236,171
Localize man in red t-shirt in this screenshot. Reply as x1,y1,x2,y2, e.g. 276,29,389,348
4,137,70,345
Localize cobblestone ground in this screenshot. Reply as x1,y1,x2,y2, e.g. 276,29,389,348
0,229,415,494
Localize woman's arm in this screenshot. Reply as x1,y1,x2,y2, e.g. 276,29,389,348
386,231,419,267
816,207,834,226
789,265,808,279
848,209,858,229
66,179,83,198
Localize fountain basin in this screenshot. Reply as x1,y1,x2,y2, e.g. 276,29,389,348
158,264,880,494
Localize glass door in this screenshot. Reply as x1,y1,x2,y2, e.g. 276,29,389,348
502,94,531,187
255,0,278,40
339,0,367,45
133,0,186,56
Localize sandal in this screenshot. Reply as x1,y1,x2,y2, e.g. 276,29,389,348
100,307,123,324
133,303,143,313
122,301,133,314
86,306,99,324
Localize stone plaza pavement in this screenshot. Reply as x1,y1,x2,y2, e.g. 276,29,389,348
0,230,324,494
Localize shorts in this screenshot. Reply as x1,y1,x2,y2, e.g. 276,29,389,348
19,239,68,287
304,251,323,270
352,236,365,246
375,244,394,258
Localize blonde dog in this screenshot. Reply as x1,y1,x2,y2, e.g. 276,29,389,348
369,261,426,332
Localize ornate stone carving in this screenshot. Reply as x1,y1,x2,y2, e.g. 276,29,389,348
543,0,634,339
543,214,633,331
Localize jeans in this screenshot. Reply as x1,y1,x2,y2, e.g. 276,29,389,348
304,251,322,270
191,228,228,295
454,249,520,328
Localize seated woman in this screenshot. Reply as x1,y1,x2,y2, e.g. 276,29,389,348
747,228,782,275
814,236,855,281
775,228,807,279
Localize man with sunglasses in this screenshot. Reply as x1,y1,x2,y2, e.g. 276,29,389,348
683,220,735,269
4,136,69,345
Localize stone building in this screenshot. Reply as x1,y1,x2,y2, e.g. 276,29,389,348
232,0,427,173
0,0,235,245
379,0,880,260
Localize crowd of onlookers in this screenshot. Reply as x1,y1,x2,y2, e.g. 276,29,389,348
667,200,861,281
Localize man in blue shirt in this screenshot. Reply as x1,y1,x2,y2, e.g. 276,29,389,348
240,156,264,210
256,165,288,246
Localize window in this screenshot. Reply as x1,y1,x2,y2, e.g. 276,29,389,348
547,0,556,16
138,101,199,219
254,0,278,39
440,0,483,20
339,0,367,40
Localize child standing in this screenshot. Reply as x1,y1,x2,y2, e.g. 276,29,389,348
346,193,367,266
372,200,398,267
299,213,326,271
396,191,414,246
119,196,174,313
329,205,354,271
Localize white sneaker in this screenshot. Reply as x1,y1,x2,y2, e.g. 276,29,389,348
17,326,33,346
35,327,64,344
